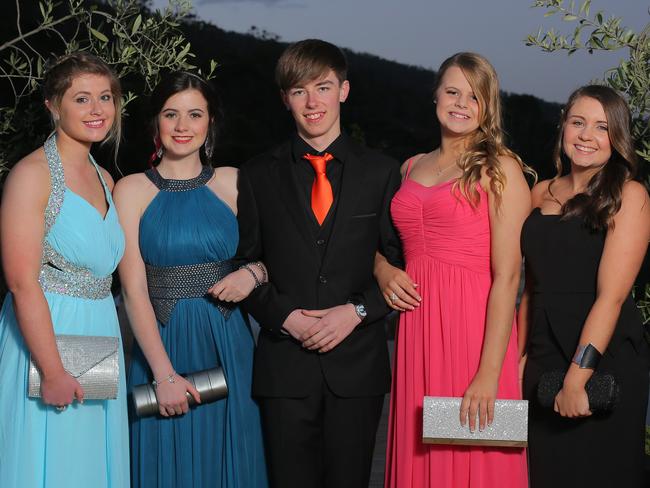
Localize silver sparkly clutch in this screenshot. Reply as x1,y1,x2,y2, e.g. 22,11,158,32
422,396,528,447
28,335,120,400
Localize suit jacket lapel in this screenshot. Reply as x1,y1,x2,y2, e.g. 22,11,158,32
270,143,321,258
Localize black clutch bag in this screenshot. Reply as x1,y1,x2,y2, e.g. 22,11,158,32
537,370,620,413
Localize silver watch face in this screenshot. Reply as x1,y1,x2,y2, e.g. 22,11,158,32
356,304,367,318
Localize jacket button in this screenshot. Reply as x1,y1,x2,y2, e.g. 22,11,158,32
316,239,325,246
319,275,327,284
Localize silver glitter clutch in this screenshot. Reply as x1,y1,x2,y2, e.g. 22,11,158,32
28,335,120,400
422,396,528,447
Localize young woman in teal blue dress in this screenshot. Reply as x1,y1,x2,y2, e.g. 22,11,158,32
114,72,267,488
0,53,129,487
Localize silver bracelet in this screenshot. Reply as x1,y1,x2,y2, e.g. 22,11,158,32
252,261,268,283
152,372,176,389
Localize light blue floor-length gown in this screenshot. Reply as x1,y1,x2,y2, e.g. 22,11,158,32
128,166,267,488
0,135,129,487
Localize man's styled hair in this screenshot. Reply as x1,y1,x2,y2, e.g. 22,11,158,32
275,39,347,91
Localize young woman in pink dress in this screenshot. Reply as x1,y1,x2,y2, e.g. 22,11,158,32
375,52,531,487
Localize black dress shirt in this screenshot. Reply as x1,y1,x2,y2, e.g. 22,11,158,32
291,133,349,258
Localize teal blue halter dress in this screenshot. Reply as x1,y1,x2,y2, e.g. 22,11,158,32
0,135,129,487
128,166,267,488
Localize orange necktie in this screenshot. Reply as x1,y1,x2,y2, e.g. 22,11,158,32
303,153,334,225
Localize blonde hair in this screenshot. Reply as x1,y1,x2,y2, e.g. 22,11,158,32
435,52,534,207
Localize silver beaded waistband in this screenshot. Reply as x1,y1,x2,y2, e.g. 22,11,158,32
145,260,236,324
39,242,112,300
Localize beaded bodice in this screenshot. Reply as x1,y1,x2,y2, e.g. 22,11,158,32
144,165,213,192
38,134,124,299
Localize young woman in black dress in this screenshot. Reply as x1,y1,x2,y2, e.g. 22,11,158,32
520,85,650,487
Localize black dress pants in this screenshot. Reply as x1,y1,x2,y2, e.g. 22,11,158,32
260,374,384,488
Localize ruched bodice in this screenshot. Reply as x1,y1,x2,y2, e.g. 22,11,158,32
47,188,124,277
391,179,490,273
139,185,237,267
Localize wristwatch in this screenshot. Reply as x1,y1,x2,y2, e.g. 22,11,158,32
352,303,367,320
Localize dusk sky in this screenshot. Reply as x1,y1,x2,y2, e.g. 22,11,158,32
154,0,648,103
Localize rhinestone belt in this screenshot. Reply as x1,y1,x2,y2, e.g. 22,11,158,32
145,260,236,324
39,242,112,300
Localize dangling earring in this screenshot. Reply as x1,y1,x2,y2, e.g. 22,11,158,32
203,133,214,160
148,135,164,167
155,135,164,158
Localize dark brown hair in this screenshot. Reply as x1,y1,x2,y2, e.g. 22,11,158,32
148,71,221,165
550,85,638,231
43,52,122,147
275,39,347,91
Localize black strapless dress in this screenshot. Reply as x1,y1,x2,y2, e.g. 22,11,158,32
522,207,648,488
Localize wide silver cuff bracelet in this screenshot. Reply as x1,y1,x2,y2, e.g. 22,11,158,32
422,396,528,447
28,335,120,400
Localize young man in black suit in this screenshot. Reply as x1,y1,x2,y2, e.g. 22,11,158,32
236,39,402,488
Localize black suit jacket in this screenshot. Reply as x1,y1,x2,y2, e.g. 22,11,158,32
236,136,402,398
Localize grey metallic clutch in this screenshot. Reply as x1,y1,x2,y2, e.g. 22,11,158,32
422,396,528,447
28,335,120,400
131,367,228,417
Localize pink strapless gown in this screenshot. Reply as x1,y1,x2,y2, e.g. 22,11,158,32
385,172,527,488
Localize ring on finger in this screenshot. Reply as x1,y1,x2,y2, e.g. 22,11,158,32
390,292,398,302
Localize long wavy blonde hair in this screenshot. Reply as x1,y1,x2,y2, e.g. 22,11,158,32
435,52,534,207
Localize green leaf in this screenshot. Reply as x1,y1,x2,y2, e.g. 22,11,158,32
591,36,605,49
563,14,578,21
176,42,191,62
90,28,109,43
131,14,142,35
595,11,603,24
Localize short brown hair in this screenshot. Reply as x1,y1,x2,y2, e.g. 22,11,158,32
275,39,347,91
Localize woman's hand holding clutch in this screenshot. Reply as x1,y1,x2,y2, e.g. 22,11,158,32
553,364,592,418
460,370,499,432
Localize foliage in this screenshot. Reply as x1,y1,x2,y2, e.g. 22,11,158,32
0,0,216,172
638,283,650,326
526,0,650,170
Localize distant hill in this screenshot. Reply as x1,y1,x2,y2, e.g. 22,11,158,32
0,3,562,180
119,19,562,179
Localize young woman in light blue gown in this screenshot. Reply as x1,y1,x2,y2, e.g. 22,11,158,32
114,72,267,488
0,53,129,487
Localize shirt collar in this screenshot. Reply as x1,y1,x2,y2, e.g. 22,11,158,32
292,133,348,164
